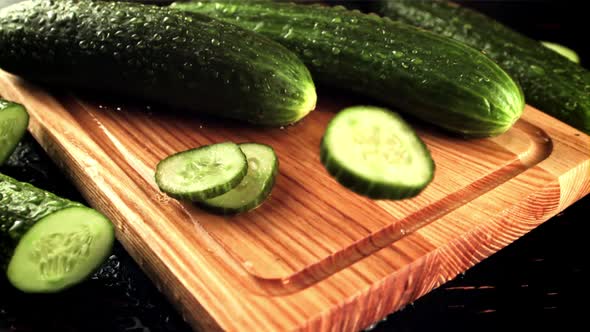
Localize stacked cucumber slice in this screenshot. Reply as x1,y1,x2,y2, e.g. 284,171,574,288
156,142,279,214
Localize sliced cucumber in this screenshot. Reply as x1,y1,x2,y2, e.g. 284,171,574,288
0,99,29,165
1,173,115,293
541,41,580,64
155,142,248,201
199,143,278,215
320,106,435,200
7,207,115,293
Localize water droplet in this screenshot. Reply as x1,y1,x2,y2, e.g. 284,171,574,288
283,28,294,39
529,64,545,75
303,49,313,57
331,47,341,55
411,58,423,64
391,50,403,58
565,101,577,110
331,17,342,23
78,40,88,49
401,62,409,69
350,18,358,24
211,38,220,46
253,21,264,31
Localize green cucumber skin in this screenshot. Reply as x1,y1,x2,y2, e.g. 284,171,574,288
0,0,316,126
173,1,525,137
198,143,279,215
0,173,81,270
373,0,590,134
0,99,29,165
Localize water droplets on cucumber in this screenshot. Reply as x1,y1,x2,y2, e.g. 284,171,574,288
529,64,545,75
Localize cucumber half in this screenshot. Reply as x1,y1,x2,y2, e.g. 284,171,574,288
155,142,248,201
7,206,115,293
0,99,29,165
320,106,435,199
199,143,278,214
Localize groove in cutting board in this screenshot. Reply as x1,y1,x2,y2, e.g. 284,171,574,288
61,93,553,293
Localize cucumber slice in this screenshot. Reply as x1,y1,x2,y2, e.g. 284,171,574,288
541,41,580,64
155,142,248,201
199,143,278,214
0,99,29,165
320,106,435,199
7,206,115,293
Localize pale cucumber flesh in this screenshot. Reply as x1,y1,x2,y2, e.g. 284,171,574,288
155,142,248,201
321,106,435,199
0,100,29,165
7,206,115,293
200,143,278,214
541,41,580,64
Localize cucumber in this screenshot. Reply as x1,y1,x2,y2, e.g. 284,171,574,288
172,0,525,137
199,143,278,214
372,0,590,134
155,142,248,201
0,99,29,165
0,0,316,126
0,173,115,293
320,106,434,199
541,41,580,64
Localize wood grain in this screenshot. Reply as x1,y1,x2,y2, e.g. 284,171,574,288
1,70,588,331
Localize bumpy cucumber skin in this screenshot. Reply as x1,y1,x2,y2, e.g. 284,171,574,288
373,0,590,135
0,99,29,165
173,1,524,137
0,0,316,126
0,173,81,270
198,143,279,215
320,107,435,200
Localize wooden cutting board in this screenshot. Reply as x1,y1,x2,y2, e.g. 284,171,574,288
1,70,589,331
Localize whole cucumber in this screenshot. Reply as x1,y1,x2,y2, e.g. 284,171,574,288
173,1,525,137
373,0,590,135
0,0,316,126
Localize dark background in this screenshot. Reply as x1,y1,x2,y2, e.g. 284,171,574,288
1,1,589,331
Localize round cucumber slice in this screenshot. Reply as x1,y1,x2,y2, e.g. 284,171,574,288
155,142,248,201
0,99,29,165
320,106,435,199
541,41,580,64
6,206,115,293
199,143,278,214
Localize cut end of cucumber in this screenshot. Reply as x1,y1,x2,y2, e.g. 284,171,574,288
321,106,435,199
299,80,318,120
0,100,29,165
155,142,248,201
541,41,580,64
6,206,115,293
